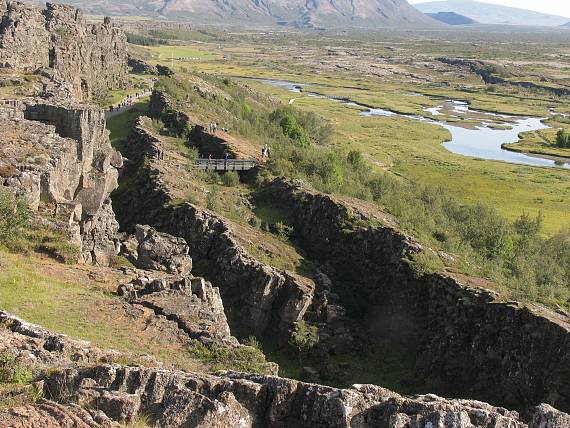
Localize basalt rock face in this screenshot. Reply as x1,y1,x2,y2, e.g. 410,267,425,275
265,179,570,415
0,1,127,101
37,365,570,428
114,119,314,340
0,101,122,264
2,310,569,427
0,2,126,264
117,268,239,347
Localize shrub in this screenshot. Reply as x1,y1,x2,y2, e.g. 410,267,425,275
189,340,270,374
279,115,310,147
289,321,319,353
221,171,240,187
0,190,29,247
347,150,366,170
206,186,219,211
0,353,33,385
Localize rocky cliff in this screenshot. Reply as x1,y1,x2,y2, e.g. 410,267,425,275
0,1,127,101
265,178,570,415
114,118,314,340
0,100,122,263
1,311,569,428
0,1,128,264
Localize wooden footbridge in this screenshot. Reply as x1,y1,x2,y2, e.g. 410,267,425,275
193,159,258,171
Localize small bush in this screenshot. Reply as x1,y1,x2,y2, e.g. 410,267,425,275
189,340,270,374
221,171,240,187
0,190,29,247
0,353,33,385
289,321,319,353
206,186,219,212
405,250,445,278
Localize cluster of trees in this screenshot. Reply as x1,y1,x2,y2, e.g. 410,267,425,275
556,129,569,148
125,32,164,46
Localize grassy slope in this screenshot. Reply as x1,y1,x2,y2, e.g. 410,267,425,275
129,41,570,233
106,98,150,150
0,250,203,372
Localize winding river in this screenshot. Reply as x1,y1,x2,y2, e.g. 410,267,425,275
257,79,570,170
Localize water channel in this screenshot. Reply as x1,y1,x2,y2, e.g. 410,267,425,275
257,78,570,170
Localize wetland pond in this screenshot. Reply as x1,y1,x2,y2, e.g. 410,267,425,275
256,78,570,170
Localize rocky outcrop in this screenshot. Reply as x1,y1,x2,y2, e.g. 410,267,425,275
265,178,570,415
127,56,158,75
0,101,122,264
117,269,238,347
128,224,193,275
2,300,569,427
114,121,314,340
0,1,127,101
40,365,570,428
437,57,570,97
0,311,159,370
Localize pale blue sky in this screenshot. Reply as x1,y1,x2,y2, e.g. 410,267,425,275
409,0,570,18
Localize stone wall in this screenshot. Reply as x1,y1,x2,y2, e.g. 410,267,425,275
266,178,570,415
0,1,127,101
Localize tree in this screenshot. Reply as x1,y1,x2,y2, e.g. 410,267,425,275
279,115,309,147
556,129,569,148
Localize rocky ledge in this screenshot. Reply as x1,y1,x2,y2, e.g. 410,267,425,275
1,311,569,428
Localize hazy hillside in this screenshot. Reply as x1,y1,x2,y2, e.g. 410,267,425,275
415,0,570,26
426,11,475,25
24,0,437,28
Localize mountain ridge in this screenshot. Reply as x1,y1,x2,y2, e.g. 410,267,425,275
426,11,475,25
415,0,570,27
23,0,438,28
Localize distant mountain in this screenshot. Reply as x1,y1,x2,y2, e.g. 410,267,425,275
23,0,438,28
415,0,570,27
562,22,570,28
426,11,475,25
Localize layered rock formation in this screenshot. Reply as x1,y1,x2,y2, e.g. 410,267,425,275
0,101,122,263
0,1,127,264
1,311,569,427
0,1,127,101
265,178,570,415
115,118,314,340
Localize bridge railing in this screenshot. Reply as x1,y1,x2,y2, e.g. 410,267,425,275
193,159,257,171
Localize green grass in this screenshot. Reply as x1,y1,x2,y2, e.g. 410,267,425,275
0,251,202,371
144,45,220,62
106,98,150,149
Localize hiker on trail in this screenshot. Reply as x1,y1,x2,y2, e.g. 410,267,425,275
208,153,212,162
224,152,229,170
262,144,270,158
212,122,218,134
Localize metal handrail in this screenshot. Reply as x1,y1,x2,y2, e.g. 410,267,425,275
193,159,257,171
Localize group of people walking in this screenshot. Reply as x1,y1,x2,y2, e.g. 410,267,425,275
108,90,151,113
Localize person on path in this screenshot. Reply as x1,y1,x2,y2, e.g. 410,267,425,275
224,151,229,170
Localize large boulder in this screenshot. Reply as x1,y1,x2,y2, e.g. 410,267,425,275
133,225,193,275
